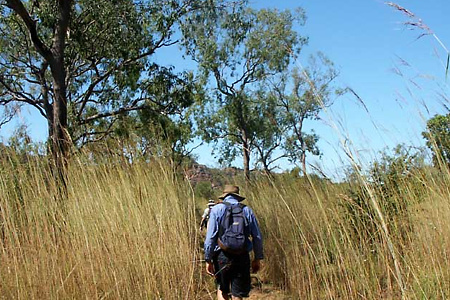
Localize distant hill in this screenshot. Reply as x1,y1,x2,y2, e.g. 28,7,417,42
184,163,244,188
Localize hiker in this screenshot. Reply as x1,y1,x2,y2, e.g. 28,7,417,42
200,199,216,231
204,185,263,300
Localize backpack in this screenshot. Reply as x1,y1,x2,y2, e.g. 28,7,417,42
217,202,248,255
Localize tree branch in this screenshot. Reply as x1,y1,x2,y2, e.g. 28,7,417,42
74,120,116,146
5,0,52,61
79,103,150,125
0,75,45,115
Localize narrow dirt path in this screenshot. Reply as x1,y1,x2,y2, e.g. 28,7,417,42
199,279,291,299
248,282,291,299
248,289,291,299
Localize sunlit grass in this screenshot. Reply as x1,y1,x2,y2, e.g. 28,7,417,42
1,146,450,299
249,166,450,299
0,153,207,299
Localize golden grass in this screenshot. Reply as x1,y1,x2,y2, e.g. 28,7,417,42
1,152,450,299
0,154,206,299
249,170,450,299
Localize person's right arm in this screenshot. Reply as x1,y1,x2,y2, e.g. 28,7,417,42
204,207,219,263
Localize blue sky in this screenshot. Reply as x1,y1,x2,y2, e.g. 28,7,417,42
2,0,450,179
190,0,450,178
249,0,450,178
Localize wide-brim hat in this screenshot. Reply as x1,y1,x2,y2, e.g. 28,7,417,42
218,185,245,201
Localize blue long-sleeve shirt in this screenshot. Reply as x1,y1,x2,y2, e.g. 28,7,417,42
204,195,264,262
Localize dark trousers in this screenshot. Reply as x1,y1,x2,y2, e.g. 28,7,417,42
213,251,251,298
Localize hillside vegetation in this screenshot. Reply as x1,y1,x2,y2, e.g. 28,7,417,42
1,150,450,299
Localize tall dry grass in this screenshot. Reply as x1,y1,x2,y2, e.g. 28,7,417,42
0,153,209,299
249,166,450,299
2,149,450,299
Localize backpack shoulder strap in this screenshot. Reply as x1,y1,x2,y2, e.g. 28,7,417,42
218,202,232,236
236,203,249,227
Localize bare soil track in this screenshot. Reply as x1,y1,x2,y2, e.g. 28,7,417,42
248,287,291,299
247,280,291,300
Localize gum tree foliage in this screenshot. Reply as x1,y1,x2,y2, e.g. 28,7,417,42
269,52,340,175
0,103,18,129
250,87,286,176
344,144,426,245
182,5,307,181
422,113,450,167
0,0,219,172
370,144,426,197
5,123,44,156
97,106,197,166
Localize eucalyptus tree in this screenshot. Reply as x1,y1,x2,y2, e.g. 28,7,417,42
183,5,307,181
113,103,196,167
422,113,450,167
250,88,286,176
272,52,340,174
0,0,218,173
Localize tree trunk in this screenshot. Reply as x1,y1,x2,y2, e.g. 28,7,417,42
297,118,307,175
242,131,251,182
50,64,69,168
41,75,54,156
301,150,307,176
46,0,72,198
299,130,307,175
234,95,251,182
262,161,272,178
243,145,250,182
48,0,72,171
6,0,72,200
